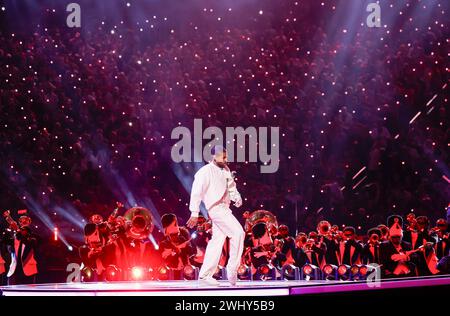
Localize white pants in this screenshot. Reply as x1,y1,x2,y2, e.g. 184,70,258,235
199,204,245,281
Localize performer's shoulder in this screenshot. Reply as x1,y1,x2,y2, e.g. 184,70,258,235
195,163,212,175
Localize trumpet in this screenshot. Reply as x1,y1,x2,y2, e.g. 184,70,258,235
107,202,125,232
369,234,380,245
273,238,284,251
406,214,417,232
302,239,316,252
317,220,331,236
430,226,441,233
2,210,19,232
431,226,449,240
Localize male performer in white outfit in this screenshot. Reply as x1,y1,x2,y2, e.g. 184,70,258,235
187,146,245,286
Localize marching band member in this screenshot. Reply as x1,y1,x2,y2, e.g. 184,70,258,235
377,224,390,242
250,222,285,277
159,213,195,278
380,215,418,278
272,225,296,267
0,229,7,285
336,226,363,266
79,222,109,280
190,215,212,268
309,231,327,268
362,228,382,265
2,210,39,285
434,218,449,259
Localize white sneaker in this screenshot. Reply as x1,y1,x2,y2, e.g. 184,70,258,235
198,277,220,286
228,279,237,286
228,274,238,286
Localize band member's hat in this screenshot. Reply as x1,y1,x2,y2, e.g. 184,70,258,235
387,215,403,237
367,227,382,238
161,213,177,229
161,213,179,235
278,224,289,234
84,223,97,236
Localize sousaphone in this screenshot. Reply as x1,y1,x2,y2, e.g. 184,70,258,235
245,210,279,235
124,206,154,240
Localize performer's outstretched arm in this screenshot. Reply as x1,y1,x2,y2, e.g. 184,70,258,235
187,171,206,228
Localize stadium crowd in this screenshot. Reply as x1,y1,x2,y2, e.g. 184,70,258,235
0,0,448,282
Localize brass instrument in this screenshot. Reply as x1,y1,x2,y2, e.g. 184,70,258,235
369,234,380,244
430,226,449,240
406,213,417,232
273,238,284,252
245,210,279,236
302,239,316,253
124,206,154,240
3,210,19,232
317,221,343,241
108,202,124,222
295,233,307,246
317,220,331,236
107,202,126,234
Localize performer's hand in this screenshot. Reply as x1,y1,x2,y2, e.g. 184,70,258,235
187,216,198,228
234,198,243,208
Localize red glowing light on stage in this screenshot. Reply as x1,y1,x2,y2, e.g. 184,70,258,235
156,266,170,281
359,266,368,276
105,265,121,282
131,266,144,280
237,264,248,275
260,264,270,275
53,227,58,241
159,266,167,274
183,265,194,276
303,265,313,275
323,265,334,275
338,265,348,275
350,265,360,275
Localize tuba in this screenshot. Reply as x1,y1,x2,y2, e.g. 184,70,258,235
317,220,332,236
124,206,154,240
245,210,279,236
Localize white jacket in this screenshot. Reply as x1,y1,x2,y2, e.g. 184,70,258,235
189,162,241,216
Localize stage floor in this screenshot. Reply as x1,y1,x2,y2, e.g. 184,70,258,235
1,275,450,296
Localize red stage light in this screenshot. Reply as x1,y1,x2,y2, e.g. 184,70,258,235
350,265,360,275
81,266,95,282
130,266,144,280
323,265,334,275
237,264,248,275
338,265,349,276
259,264,271,275
156,266,170,280
359,266,368,276
303,265,313,275
105,265,121,282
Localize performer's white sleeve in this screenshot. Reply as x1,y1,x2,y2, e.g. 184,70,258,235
189,171,206,217
227,172,242,203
